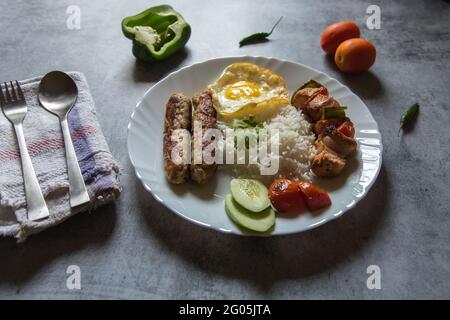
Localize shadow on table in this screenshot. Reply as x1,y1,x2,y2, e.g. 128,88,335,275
0,204,117,286
323,54,385,100
139,166,390,292
133,48,190,84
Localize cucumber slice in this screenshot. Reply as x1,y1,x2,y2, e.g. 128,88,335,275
230,179,270,212
225,194,275,232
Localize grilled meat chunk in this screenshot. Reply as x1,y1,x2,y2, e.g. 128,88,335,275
190,91,218,184
291,86,328,109
163,93,192,184
311,149,347,177
317,130,357,158
303,94,341,122
314,117,351,135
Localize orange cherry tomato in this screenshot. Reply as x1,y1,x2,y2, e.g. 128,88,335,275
337,121,355,138
334,38,376,73
298,181,332,211
268,179,307,214
320,21,360,55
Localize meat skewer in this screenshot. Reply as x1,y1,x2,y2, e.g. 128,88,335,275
163,93,192,184
291,81,357,178
190,91,218,184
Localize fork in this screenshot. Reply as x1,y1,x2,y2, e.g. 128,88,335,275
0,81,50,221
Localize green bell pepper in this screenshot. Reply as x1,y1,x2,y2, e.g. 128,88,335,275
122,5,191,62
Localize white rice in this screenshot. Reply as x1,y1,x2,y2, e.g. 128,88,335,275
217,105,316,181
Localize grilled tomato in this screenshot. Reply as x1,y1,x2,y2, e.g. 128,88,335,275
268,179,306,214
298,181,332,211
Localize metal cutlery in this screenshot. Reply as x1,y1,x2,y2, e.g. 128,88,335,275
38,71,90,207
0,81,50,221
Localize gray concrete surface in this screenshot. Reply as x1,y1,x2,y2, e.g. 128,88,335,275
0,0,449,299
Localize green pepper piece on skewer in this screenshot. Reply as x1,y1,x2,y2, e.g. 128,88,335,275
300,80,323,90
323,106,347,119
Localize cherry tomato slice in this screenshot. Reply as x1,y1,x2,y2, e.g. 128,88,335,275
298,181,332,211
268,179,307,214
337,121,355,138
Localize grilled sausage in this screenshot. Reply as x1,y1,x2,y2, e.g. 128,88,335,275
163,93,192,184
190,91,218,184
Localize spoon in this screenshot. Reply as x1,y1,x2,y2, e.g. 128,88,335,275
38,71,90,207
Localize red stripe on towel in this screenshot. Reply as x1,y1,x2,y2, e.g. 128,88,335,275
0,125,98,161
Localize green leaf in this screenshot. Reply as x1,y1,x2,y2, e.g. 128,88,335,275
230,118,249,129
231,117,266,149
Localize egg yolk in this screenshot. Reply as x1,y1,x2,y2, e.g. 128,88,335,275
225,81,260,100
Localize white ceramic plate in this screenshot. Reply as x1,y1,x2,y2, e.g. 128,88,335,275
127,56,382,236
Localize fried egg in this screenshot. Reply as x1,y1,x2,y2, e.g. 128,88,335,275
208,63,289,121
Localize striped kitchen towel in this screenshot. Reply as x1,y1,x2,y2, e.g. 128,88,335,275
0,72,120,241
